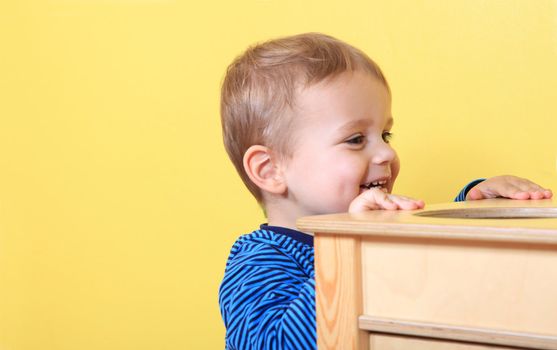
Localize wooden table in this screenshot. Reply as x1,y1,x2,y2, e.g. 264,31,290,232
297,199,557,350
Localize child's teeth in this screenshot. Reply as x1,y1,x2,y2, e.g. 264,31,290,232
361,180,387,189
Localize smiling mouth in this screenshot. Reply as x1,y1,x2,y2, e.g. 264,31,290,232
360,180,388,191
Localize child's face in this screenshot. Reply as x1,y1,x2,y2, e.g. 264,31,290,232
281,70,399,217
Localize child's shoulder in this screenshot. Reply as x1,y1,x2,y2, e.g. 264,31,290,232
225,227,314,271
228,228,287,257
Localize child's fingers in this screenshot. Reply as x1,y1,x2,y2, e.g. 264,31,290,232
388,195,425,210
507,178,552,199
517,190,553,200
349,188,397,212
470,177,553,200
349,189,424,213
376,194,401,210
519,185,552,199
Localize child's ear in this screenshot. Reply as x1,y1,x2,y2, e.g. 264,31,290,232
243,145,287,195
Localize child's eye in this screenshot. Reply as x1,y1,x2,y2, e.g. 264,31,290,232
382,131,393,143
346,135,365,145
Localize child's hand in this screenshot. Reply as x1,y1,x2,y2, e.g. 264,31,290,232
466,175,553,200
349,188,425,213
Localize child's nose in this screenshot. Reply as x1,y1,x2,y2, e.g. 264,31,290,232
371,142,396,165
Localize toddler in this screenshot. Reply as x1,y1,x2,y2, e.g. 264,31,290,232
218,33,551,350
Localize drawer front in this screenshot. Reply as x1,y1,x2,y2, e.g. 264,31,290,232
361,237,557,335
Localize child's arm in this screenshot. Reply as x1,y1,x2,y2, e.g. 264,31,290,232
219,244,316,349
460,175,552,201
349,187,425,212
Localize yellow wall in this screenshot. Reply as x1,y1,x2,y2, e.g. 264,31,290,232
1,1,556,349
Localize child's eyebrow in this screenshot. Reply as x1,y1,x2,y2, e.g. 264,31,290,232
337,117,394,133
337,119,370,133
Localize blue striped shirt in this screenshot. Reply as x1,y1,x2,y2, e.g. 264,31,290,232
219,226,316,349
219,180,483,349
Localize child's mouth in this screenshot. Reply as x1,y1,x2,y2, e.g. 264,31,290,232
360,180,388,191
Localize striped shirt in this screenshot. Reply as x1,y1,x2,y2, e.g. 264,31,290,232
219,180,483,349
219,225,316,349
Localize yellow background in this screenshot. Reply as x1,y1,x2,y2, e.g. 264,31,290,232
1,1,556,349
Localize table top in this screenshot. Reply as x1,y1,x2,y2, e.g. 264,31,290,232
296,199,557,244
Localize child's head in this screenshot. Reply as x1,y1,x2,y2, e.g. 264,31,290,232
221,33,399,221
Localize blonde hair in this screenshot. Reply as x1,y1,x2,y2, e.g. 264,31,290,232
221,32,389,203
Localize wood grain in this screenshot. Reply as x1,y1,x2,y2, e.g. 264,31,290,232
315,234,368,350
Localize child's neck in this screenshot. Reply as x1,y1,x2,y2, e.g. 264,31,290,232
264,200,314,235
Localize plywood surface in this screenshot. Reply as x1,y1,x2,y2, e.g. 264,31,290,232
360,237,557,335
297,199,557,244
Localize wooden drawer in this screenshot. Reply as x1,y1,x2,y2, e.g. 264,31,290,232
361,236,557,335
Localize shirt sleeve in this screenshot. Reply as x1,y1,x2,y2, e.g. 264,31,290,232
219,245,316,350
454,178,486,202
